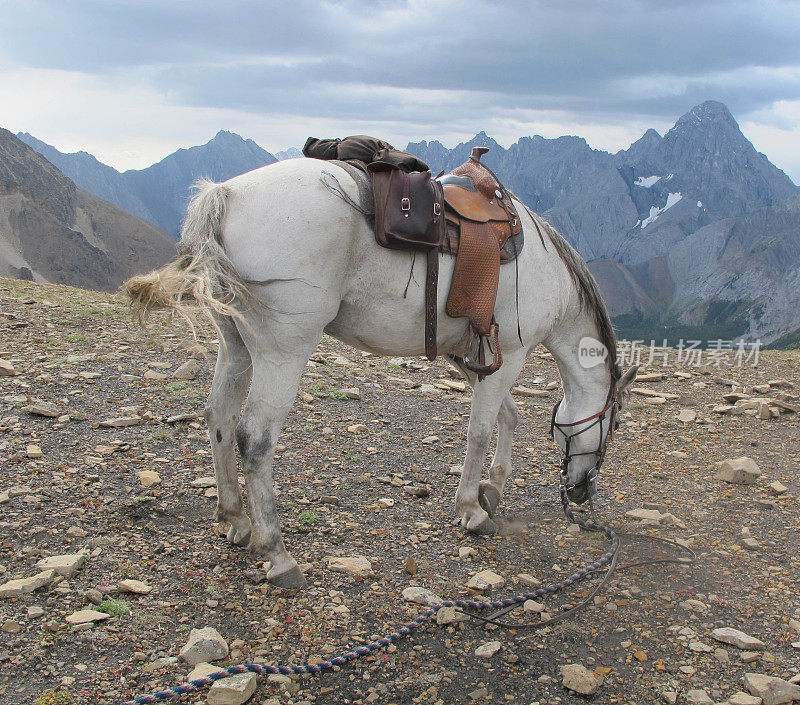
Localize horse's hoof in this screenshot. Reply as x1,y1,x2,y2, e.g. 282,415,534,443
268,565,307,590
478,482,501,517
467,515,498,536
226,523,251,547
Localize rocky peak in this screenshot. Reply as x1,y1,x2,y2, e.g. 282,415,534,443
0,128,76,223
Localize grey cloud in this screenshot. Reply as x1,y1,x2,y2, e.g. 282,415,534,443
3,0,800,127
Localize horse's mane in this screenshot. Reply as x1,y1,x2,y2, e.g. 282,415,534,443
532,213,621,382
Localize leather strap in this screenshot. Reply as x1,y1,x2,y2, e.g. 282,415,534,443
424,247,439,361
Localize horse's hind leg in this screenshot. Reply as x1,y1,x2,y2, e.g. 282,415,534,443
455,348,526,534
480,393,520,516
233,304,336,589
205,314,253,546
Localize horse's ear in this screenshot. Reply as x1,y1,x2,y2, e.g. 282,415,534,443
616,365,639,399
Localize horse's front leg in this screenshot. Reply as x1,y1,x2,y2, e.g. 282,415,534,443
480,393,520,516
455,349,525,534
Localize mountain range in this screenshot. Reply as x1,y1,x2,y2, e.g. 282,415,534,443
18,130,278,237
0,129,174,291
11,101,800,344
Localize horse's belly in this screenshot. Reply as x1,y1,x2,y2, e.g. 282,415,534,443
325,251,470,356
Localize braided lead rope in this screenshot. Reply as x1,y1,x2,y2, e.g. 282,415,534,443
121,488,617,705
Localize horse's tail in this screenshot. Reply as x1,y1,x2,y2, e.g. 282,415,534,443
123,179,250,326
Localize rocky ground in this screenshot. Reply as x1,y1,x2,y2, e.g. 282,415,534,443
0,276,798,705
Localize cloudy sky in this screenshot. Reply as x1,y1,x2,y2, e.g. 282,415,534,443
2,0,799,180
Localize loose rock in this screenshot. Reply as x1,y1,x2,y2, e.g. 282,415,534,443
475,641,502,658
466,570,505,591
207,672,258,705
743,673,800,705
325,556,373,579
711,627,765,650
35,554,87,578
66,609,111,625
179,627,230,666
715,457,761,484
560,663,601,695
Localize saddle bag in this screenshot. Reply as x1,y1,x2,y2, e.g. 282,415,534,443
368,164,445,250
368,163,446,361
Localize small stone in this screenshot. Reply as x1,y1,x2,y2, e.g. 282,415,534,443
712,627,765,650
27,606,45,618
560,663,601,695
187,662,220,681
98,416,143,427
66,609,111,625
715,457,761,484
404,556,417,575
625,508,663,522
728,693,763,705
2,620,20,633
144,369,169,381
347,424,367,433
677,409,697,423
768,481,788,495
190,476,216,488
467,570,505,591
421,435,439,444
458,547,476,559
22,399,60,417
137,470,162,487
66,525,88,538
688,641,713,652
523,600,545,613
26,445,43,458
401,586,442,606
118,579,152,595
377,498,394,508
341,387,361,400
325,556,373,579
179,627,229,665
512,385,548,398
662,692,678,705
516,573,540,587
436,606,468,625
207,672,258,705
403,485,430,498
743,673,800,705
35,554,86,578
0,358,17,376
685,689,713,705
475,640,502,658
173,360,201,380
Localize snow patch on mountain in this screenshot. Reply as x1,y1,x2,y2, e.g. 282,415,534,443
641,192,683,228
635,175,661,188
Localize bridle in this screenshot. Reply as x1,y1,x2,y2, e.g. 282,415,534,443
549,384,621,496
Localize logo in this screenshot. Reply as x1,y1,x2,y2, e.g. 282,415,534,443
578,336,608,369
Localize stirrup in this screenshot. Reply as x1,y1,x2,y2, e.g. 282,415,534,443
462,322,502,377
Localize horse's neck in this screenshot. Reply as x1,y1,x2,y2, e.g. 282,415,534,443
545,308,612,421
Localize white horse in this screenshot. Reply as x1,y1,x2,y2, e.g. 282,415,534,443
125,158,637,589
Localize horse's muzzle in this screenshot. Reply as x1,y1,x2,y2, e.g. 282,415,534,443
566,475,597,505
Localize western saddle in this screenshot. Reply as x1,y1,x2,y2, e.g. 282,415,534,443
303,136,525,376
437,147,523,374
